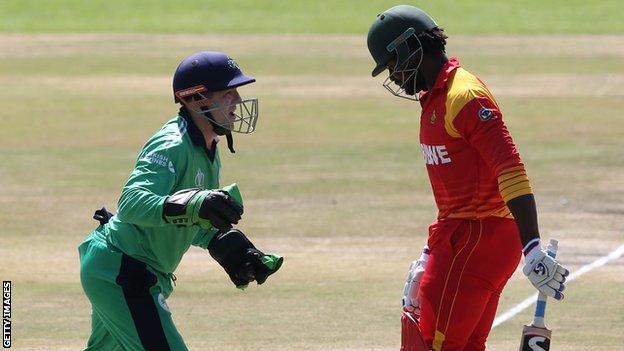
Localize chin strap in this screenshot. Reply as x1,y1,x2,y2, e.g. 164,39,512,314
226,133,235,153
207,116,235,154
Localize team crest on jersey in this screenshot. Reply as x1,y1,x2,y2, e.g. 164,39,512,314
430,111,437,124
478,107,494,121
195,169,205,187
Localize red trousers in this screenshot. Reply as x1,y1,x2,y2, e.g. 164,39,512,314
418,217,521,351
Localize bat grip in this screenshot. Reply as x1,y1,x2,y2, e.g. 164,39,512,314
532,239,558,328
546,239,558,258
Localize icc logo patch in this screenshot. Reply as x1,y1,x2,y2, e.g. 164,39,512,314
195,169,205,187
478,107,494,121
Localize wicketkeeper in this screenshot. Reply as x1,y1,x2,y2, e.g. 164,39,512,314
366,5,569,351
79,51,283,350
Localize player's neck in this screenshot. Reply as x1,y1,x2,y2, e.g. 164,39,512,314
190,113,218,150
423,54,448,91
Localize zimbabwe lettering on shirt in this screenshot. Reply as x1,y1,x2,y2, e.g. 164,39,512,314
420,144,451,165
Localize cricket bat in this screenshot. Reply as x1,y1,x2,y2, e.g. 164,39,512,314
519,239,558,351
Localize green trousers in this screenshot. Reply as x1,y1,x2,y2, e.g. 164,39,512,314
79,228,187,351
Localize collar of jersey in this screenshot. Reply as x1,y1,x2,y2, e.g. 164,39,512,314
419,57,461,103
180,109,218,162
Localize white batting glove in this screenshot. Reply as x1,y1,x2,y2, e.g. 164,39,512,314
522,240,569,300
402,246,430,317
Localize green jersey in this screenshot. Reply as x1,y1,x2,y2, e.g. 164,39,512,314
104,113,222,274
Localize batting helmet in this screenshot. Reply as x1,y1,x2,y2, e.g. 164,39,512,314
173,51,256,102
172,51,259,144
367,5,438,77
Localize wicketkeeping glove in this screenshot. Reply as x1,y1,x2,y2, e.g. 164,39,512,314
522,241,569,300
402,245,430,318
208,229,283,289
163,183,243,231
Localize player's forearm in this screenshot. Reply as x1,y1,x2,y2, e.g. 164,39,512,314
495,161,537,249
191,229,220,249
117,186,169,227
506,194,540,248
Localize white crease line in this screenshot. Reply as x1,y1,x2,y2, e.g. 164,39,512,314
491,243,624,329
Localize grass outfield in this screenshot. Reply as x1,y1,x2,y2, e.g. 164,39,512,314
1,0,624,34
1,33,623,350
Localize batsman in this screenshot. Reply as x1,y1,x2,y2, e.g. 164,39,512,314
78,51,283,350
366,5,569,351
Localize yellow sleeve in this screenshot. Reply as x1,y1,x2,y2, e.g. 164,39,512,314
498,166,533,202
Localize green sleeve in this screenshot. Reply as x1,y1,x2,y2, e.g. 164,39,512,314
191,183,243,249
116,138,183,227
191,229,219,249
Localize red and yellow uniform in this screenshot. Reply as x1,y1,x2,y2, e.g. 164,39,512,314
417,58,529,350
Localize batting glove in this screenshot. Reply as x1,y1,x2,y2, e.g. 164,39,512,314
402,245,430,317
522,239,569,300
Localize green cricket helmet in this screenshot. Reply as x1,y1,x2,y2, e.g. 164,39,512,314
367,5,438,77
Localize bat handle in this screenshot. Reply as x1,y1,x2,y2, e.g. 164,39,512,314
532,239,558,328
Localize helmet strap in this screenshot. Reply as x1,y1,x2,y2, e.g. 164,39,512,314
208,116,231,136
226,133,236,154
205,114,236,153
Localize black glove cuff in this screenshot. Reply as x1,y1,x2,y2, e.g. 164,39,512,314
163,188,203,220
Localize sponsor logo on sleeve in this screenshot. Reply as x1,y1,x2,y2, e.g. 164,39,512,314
143,152,175,174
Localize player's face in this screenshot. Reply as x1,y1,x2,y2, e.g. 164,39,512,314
386,57,427,96
182,86,258,134
387,58,409,89
204,88,242,129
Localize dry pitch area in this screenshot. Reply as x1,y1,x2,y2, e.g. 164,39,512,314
0,34,623,350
